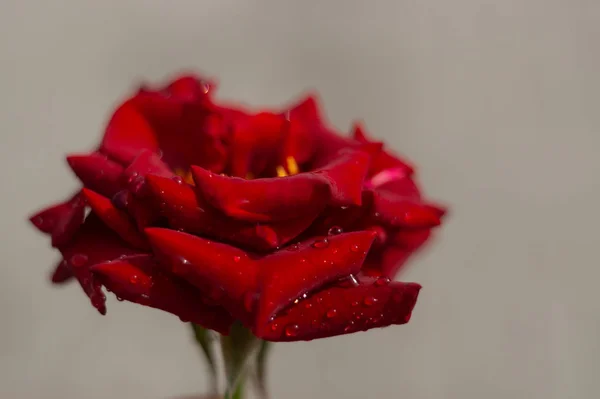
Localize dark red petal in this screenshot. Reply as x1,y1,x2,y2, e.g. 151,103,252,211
256,277,421,342
352,122,414,177
100,100,160,164
145,228,258,321
362,230,432,278
50,260,73,284
367,189,444,229
82,189,149,250
122,150,174,194
59,214,144,314
66,152,124,197
254,231,376,334
228,112,286,177
191,150,368,223
91,255,233,334
29,192,87,247
145,175,316,251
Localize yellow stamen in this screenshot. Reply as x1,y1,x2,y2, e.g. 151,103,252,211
286,156,299,175
275,165,288,177
175,168,195,185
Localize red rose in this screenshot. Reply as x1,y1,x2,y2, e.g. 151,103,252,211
30,74,445,341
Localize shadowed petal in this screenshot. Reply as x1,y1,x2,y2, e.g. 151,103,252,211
59,214,144,314
352,122,414,177
29,192,86,247
145,228,258,322
100,100,160,164
122,150,174,194
82,189,149,250
254,231,377,335
367,189,444,229
50,260,73,284
145,175,317,251
66,152,124,197
256,277,421,342
191,150,369,223
91,255,234,334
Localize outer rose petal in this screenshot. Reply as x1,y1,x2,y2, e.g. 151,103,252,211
29,192,86,247
50,260,73,284
352,122,414,177
82,189,149,250
91,255,233,334
257,277,421,342
254,231,377,335
66,152,124,197
191,150,369,223
145,175,317,251
367,189,444,229
144,228,258,323
122,150,174,194
100,100,160,164
59,214,144,314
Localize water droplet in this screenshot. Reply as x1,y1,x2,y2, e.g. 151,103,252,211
311,238,329,249
326,309,337,318
374,277,390,287
243,292,255,312
287,243,300,251
172,176,184,184
328,226,343,236
116,296,124,302
233,255,241,263
70,254,88,267
350,244,361,253
129,275,139,284
351,301,359,307
304,302,313,309
111,190,130,210
270,322,278,332
340,206,349,210
344,322,355,333
127,172,139,184
363,296,378,306
284,324,299,337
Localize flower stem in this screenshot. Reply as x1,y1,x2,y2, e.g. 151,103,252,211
220,322,261,399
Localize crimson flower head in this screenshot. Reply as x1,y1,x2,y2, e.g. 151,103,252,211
30,73,446,341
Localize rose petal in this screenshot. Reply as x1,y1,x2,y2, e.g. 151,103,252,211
50,260,73,284
144,228,258,322
91,255,233,334
122,150,174,194
254,231,377,334
352,122,414,177
82,189,149,250
191,150,369,223
59,214,144,314
257,277,421,342
145,175,316,251
29,192,86,247
66,152,124,197
100,100,160,164
367,189,444,229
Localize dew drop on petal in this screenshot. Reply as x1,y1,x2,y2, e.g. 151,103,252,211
70,254,88,268
344,322,355,333
374,277,391,287
350,244,361,253
172,176,184,185
351,301,359,307
311,238,329,249
129,275,139,284
326,309,337,319
304,302,313,309
328,226,343,236
270,322,278,332
233,255,241,263
363,296,378,306
284,324,299,337
116,296,124,302
287,243,300,251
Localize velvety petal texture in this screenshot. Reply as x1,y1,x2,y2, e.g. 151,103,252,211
29,72,446,341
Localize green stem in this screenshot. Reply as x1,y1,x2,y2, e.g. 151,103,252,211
220,322,261,399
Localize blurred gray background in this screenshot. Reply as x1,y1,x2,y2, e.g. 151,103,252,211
1,1,599,398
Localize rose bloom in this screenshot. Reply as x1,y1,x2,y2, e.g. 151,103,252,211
29,74,445,341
